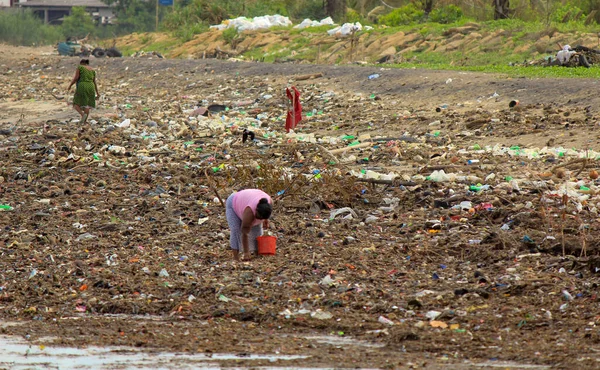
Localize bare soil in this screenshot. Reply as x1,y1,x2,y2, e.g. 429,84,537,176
1,44,600,369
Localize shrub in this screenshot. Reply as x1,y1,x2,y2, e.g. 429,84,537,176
429,5,463,24
222,26,238,44
379,4,424,26
552,3,585,23
346,8,363,24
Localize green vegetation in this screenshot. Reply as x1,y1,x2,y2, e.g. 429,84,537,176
0,7,133,45
403,48,529,67
61,7,95,39
379,5,425,26
3,0,600,83
0,10,62,45
288,24,334,35
2,0,600,48
346,8,363,24
222,27,238,45
137,38,179,52
552,3,586,23
103,0,159,33
391,62,600,79
429,5,463,24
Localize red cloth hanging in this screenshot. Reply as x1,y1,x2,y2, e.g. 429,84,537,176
285,86,302,133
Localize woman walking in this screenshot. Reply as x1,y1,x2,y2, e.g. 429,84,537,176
225,189,272,261
67,59,99,124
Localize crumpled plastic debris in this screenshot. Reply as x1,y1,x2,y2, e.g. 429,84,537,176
210,15,292,31
294,17,334,29
330,207,358,220
327,22,373,36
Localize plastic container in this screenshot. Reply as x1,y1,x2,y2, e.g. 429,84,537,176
257,235,277,255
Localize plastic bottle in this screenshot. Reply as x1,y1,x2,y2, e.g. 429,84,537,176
378,316,395,326
429,170,450,182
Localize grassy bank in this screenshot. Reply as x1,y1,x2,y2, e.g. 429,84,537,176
392,63,600,79
112,19,600,79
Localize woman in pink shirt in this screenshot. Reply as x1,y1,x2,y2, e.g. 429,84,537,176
225,189,272,261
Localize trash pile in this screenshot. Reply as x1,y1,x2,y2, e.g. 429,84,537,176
210,14,293,31
294,17,335,29
1,51,600,368
327,22,374,36
513,44,600,67
131,50,165,58
57,40,122,58
210,14,372,36
90,47,123,58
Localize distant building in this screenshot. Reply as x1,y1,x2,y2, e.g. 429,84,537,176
0,0,14,7
19,0,114,24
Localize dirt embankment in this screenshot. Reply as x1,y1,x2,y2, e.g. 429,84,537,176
117,24,600,64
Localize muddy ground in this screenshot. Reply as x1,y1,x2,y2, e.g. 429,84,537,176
1,45,600,369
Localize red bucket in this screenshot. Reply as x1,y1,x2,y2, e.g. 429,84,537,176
257,235,277,255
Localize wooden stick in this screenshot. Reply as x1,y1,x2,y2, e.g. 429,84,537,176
204,169,225,208
329,142,373,154
551,158,587,172
356,178,417,186
573,158,588,178
316,144,339,164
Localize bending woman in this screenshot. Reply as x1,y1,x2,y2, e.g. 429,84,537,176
67,59,99,124
226,189,272,261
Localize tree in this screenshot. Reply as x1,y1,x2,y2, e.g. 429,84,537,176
492,0,511,19
326,0,347,22
414,0,435,16
285,0,326,20
61,7,96,38
102,0,156,33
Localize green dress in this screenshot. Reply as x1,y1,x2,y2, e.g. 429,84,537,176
73,65,96,108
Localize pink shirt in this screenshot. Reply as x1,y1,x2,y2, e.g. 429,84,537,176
232,189,272,226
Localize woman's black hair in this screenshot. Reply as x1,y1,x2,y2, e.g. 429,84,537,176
255,198,272,220
80,59,90,65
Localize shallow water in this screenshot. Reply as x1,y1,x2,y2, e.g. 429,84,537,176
296,334,386,348
0,335,308,370
0,331,554,369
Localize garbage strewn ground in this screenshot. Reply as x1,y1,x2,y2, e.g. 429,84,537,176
2,45,600,368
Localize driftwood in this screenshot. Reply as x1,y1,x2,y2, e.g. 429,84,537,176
465,119,488,130
356,178,417,186
215,47,238,59
316,144,339,164
294,73,324,81
551,158,589,178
